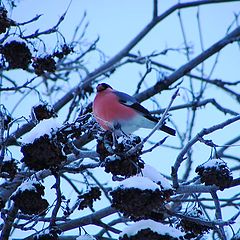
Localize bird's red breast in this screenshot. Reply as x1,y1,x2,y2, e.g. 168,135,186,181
93,88,136,131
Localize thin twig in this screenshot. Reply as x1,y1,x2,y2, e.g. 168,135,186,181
151,98,239,116
141,88,179,145
126,88,179,156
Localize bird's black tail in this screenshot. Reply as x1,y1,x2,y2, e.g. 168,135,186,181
160,125,176,136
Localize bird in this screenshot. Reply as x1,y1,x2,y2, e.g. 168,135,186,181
92,83,176,136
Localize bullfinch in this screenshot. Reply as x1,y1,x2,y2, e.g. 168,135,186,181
93,83,175,136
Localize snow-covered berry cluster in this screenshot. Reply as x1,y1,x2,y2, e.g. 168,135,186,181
119,220,184,240
20,111,99,172
21,134,66,171
195,158,233,190
109,162,178,239
32,103,57,122
0,40,32,69
111,166,174,221
111,185,165,221
97,132,144,177
32,55,56,75
20,118,66,171
178,208,211,239
11,181,49,215
32,44,73,76
0,32,73,73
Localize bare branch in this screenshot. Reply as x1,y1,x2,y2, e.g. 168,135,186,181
23,206,117,239
136,26,240,102
151,98,239,116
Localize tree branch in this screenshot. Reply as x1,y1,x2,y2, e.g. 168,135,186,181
136,25,240,102
23,206,117,239
172,114,240,188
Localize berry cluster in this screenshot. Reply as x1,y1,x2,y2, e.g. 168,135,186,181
195,159,233,190
80,84,95,100
120,229,181,240
21,134,66,171
97,132,144,177
32,44,73,75
119,220,184,240
0,7,16,34
178,208,211,239
53,44,73,59
11,182,49,215
32,103,57,122
32,55,56,75
78,187,101,210
96,131,113,161
0,158,18,180
1,41,32,69
0,38,73,73
111,187,165,221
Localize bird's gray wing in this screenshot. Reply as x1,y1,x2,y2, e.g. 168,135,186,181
114,90,176,135
114,90,157,122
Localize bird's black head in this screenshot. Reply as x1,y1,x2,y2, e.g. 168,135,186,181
96,83,113,92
